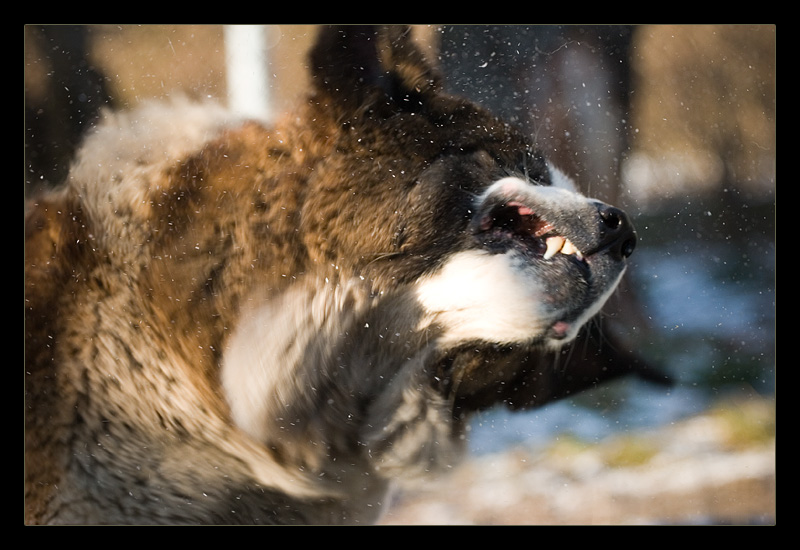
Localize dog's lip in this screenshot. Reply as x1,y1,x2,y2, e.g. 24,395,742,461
473,199,585,263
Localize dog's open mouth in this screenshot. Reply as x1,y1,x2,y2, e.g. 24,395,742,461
475,200,585,263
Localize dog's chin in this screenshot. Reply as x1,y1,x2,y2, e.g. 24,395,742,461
414,248,618,350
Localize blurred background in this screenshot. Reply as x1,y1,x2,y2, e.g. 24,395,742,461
24,24,775,525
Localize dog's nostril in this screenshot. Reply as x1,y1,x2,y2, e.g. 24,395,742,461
620,236,636,258
600,208,622,230
594,203,636,260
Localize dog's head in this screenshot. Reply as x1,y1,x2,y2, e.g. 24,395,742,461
305,25,635,357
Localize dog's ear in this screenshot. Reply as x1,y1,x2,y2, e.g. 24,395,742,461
309,25,440,114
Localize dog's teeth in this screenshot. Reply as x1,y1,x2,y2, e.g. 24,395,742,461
561,239,579,257
562,239,584,260
544,236,565,260
544,236,583,260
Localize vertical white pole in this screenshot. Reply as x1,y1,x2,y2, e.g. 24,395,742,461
223,25,271,121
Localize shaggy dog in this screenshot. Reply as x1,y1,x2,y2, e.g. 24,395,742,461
25,25,647,524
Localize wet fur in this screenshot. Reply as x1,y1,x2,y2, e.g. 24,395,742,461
25,26,641,524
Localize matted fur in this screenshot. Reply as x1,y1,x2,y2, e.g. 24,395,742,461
25,26,642,524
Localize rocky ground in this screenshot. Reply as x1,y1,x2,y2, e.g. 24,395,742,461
378,398,775,525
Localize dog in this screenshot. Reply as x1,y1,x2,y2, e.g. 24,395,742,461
25,25,645,524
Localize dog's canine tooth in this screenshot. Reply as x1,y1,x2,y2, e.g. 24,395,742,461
544,236,584,261
544,235,565,260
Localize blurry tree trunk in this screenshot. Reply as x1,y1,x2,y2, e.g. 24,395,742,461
25,25,112,194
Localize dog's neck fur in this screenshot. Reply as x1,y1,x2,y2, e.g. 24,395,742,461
223,276,463,482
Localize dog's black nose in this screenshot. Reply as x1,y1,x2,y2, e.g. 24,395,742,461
595,203,636,260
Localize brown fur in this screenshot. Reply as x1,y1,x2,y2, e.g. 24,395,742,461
25,26,646,524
